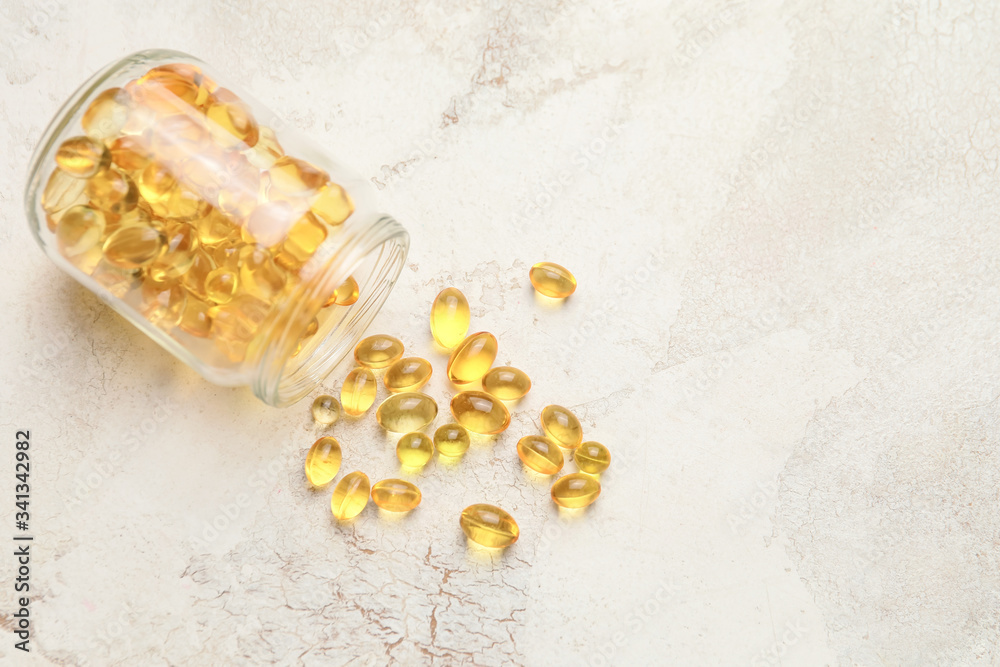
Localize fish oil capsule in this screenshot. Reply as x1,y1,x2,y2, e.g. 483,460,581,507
56,205,105,258
551,473,601,509
304,436,341,486
396,432,433,468
177,298,212,337
354,334,404,369
341,367,377,416
244,125,284,169
204,267,239,304
81,87,130,141
239,246,286,299
245,201,296,248
137,162,177,204
450,391,511,435
384,357,433,394
181,248,217,300
41,168,88,226
193,208,234,245
446,332,498,384
375,392,438,432
324,275,359,307
516,435,564,475
541,404,583,449
55,136,110,178
433,423,470,457
310,395,341,426
429,287,470,349
482,366,531,400
331,471,370,520
275,213,328,270
147,223,199,282
210,294,270,342
102,223,166,269
205,87,259,148
311,182,354,226
86,168,139,216
109,136,150,172
371,479,421,512
459,504,519,549
141,282,187,328
529,261,577,299
268,156,328,194
574,441,611,475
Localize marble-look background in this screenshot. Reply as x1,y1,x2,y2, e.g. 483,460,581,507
1,0,998,664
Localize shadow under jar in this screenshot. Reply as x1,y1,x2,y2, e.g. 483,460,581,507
24,49,409,406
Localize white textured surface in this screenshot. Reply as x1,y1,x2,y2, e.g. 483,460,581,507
1,0,999,664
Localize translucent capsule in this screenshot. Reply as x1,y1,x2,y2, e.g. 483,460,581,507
304,436,341,486
55,136,110,178
205,87,259,148
149,114,209,163
109,135,150,172
516,435,564,475
541,404,583,449
245,201,296,248
141,63,216,107
354,334,404,369
375,392,438,432
137,162,177,203
311,182,354,226
434,423,471,458
192,208,234,245
371,479,421,512
460,504,519,549
450,391,510,435
269,156,328,194
324,275,359,307
384,357,432,394
429,287,470,349
575,442,611,475
87,168,138,216
275,213,327,270
331,471,371,520
396,432,433,468
177,298,212,337
81,87,130,141
141,282,187,328
56,205,105,258
245,125,284,169
529,261,577,299
41,168,88,226
204,267,239,304
310,394,341,426
147,223,199,281
341,368,377,416
482,366,531,400
239,246,286,299
181,248,217,300
102,223,166,269
446,332,498,384
551,473,601,509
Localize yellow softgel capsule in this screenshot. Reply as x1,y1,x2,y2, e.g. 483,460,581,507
541,404,583,449
268,156,328,194
310,394,341,426
354,334,404,369
109,135,150,172
529,261,577,299
140,283,187,329
396,432,433,468
371,479,421,512
181,248,217,300
575,441,611,475
193,207,235,245
244,201,296,248
450,391,510,435
41,168,88,226
375,392,438,432
81,87,131,141
516,435,564,475
204,267,239,304
341,367,377,416
205,87,259,148
311,182,354,226
429,287,470,349
551,473,601,509
56,205,105,258
384,357,433,394
55,136,110,178
433,422,470,457
178,298,213,338
238,246,286,300
86,168,138,216
137,162,178,204
482,366,532,400
102,223,166,269
446,332,498,385
304,436,342,486
275,213,328,271
324,275,359,307
244,125,284,169
331,471,370,520
147,223,199,282
460,504,519,549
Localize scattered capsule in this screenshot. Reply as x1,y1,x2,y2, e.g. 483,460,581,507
574,441,611,475
482,366,531,400
396,432,433,468
375,392,438,432
446,332,498,384
371,479,422,512
354,334,404,369
324,275,359,307
86,168,138,215
459,504,519,549
56,205,105,258
516,435,564,475
429,287,470,349
529,261,577,299
102,223,166,269
311,182,354,226
81,87,131,141
304,436,342,486
55,136,110,178
341,367,377,416
204,267,239,304
384,357,433,393
551,473,601,509
450,391,510,435
310,395,341,426
434,423,471,457
331,471,370,520
541,404,583,449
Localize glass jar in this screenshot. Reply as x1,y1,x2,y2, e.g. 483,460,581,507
24,49,408,406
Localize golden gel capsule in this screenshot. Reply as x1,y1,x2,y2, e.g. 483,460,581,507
551,473,601,509
516,435,564,475
375,392,438,432
354,334,404,369
239,246,286,300
147,223,198,282
311,182,354,226
541,404,583,449
446,332,498,384
371,479,421,512
341,367,377,416
56,205,105,257
460,504,519,549
55,136,110,178
429,287,470,349
434,422,470,457
575,441,611,475
86,168,138,215
310,394,341,426
529,261,577,299
141,283,187,329
324,275,359,307
181,249,217,301
81,87,130,141
109,135,150,172
204,267,239,304
268,156,328,194
384,357,432,394
331,471,370,520
450,391,510,435
102,223,166,269
482,366,531,400
396,432,433,468
206,87,259,148
41,168,88,223
178,298,212,337
304,436,342,486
